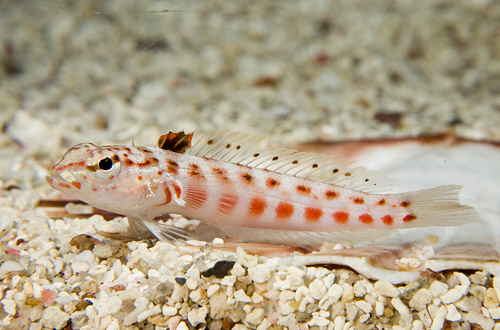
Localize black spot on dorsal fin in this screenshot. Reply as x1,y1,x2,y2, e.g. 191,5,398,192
157,131,194,153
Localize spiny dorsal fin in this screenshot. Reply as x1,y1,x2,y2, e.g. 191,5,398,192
158,131,194,153
187,130,397,192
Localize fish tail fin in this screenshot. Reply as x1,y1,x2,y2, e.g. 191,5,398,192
402,185,478,228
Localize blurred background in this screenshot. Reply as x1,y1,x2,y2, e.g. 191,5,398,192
0,0,499,187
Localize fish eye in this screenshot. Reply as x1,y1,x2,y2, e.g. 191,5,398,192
98,157,114,171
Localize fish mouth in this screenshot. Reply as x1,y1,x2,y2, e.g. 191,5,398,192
45,170,80,191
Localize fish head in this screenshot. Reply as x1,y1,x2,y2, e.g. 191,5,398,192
46,143,152,215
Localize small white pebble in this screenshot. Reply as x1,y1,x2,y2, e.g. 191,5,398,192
333,315,345,330
484,288,499,308
375,301,384,316
358,313,370,323
251,293,264,304
207,284,220,298
230,263,245,277
489,307,500,319
412,319,424,330
429,281,449,298
431,305,447,330
212,238,224,245
466,310,495,330
1,299,17,316
374,280,399,298
234,289,252,303
494,277,500,305
353,281,366,297
0,261,24,279
137,305,161,323
409,289,432,310
355,301,373,314
454,272,471,288
391,298,410,316
440,288,463,304
308,314,330,327
177,321,189,330
248,265,271,284
418,309,432,328
446,304,462,322
309,279,327,300
163,305,177,316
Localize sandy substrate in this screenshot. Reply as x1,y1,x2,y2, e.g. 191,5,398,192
1,0,500,329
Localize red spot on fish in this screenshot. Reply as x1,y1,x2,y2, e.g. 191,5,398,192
188,164,204,179
157,171,162,175
172,184,182,199
325,190,338,200
353,197,364,204
333,212,349,224
168,160,179,167
218,193,239,215
83,176,87,180
124,158,134,166
296,185,311,195
275,202,294,220
137,176,142,181
71,182,81,189
249,197,267,216
382,215,393,225
58,182,72,189
403,214,417,222
241,173,253,185
266,178,280,189
213,168,229,182
377,199,386,206
304,207,323,222
167,166,178,174
359,213,373,224
401,201,410,207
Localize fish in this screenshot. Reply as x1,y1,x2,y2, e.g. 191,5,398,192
45,130,477,247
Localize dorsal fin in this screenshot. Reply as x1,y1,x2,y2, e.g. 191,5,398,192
186,130,396,192
158,131,194,153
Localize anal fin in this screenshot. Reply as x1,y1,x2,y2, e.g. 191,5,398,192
216,226,392,249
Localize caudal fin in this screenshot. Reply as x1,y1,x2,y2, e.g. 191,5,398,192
402,185,478,228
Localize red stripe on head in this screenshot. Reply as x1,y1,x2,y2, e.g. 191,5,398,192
304,207,323,222
333,211,349,224
249,197,267,217
275,202,294,220
359,213,373,224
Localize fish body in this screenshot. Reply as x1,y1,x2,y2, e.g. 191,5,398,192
46,130,476,247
